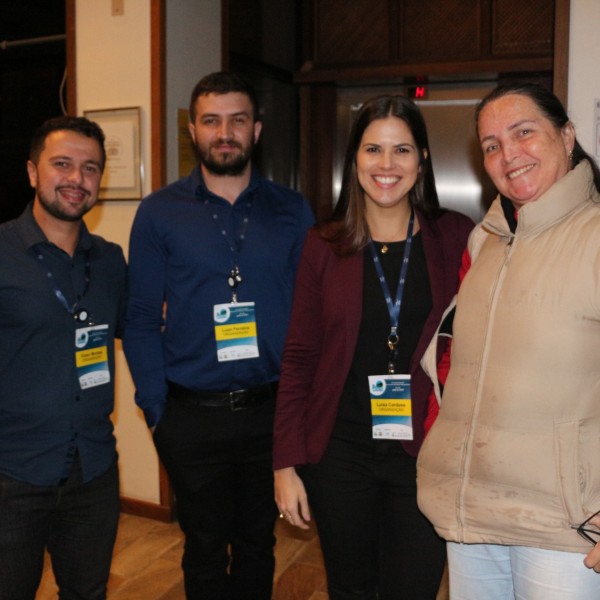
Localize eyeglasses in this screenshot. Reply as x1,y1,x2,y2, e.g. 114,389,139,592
572,510,600,546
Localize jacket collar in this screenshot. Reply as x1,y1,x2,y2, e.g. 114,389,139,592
483,161,596,240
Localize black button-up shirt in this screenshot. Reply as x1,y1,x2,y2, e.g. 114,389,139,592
0,203,126,485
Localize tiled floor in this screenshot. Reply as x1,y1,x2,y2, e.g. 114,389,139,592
36,512,447,599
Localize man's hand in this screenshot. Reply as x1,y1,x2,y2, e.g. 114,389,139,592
583,513,600,573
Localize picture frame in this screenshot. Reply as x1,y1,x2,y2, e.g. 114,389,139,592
83,106,142,200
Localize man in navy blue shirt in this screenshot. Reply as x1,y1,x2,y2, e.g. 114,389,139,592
124,72,313,599
0,116,127,598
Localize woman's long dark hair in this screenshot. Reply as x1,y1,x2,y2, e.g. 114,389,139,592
322,94,441,256
475,82,600,194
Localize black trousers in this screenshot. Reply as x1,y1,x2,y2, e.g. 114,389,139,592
153,395,278,600
0,459,119,600
301,436,446,600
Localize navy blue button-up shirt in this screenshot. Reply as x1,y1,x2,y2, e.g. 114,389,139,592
124,168,314,427
0,204,127,485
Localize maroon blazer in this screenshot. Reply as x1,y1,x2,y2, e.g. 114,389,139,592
273,209,473,469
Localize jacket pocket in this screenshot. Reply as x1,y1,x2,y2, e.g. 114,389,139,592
555,416,600,525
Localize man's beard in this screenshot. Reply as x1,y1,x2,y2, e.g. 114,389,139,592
38,186,93,222
197,138,254,176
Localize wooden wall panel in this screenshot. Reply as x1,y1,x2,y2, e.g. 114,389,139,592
401,0,481,62
298,84,336,220
492,0,554,56
303,0,560,78
314,0,390,66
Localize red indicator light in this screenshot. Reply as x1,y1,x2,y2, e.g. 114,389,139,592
408,85,427,99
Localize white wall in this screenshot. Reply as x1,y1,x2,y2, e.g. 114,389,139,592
568,0,600,161
76,0,221,505
76,0,157,503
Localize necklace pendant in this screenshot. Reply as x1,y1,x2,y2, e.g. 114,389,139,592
380,243,388,254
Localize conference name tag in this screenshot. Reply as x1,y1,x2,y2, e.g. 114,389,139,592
75,324,110,389
368,374,413,440
213,302,259,362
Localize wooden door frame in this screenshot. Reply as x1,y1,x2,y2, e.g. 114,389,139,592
553,0,570,106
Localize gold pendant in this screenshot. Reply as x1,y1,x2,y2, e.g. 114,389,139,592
380,244,388,254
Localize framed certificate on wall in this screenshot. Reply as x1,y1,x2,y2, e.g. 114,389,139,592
83,106,142,200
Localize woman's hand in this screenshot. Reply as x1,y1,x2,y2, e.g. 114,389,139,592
274,467,311,530
584,513,600,573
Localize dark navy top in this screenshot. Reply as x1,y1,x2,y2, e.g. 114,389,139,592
0,203,127,485
123,168,314,427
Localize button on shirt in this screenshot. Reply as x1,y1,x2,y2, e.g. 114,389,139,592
124,168,314,427
0,204,127,485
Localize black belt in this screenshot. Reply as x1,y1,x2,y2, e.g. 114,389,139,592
167,380,278,411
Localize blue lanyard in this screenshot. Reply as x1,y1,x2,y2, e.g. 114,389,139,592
368,209,414,374
35,248,92,322
203,196,253,303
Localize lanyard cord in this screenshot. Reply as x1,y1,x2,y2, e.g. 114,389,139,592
34,248,91,318
203,196,253,302
368,209,415,374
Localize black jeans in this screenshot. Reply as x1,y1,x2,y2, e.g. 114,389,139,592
154,395,278,600
0,460,119,600
301,437,446,600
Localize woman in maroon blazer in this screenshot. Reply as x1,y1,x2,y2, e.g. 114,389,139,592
273,94,473,599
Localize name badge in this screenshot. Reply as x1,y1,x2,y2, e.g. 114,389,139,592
368,374,413,440
213,302,259,362
75,324,110,389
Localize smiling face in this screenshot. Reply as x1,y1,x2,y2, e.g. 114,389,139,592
478,93,574,208
188,91,262,177
27,129,103,222
356,116,422,214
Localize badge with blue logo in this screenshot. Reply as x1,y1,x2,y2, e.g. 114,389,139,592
368,374,413,440
213,302,259,362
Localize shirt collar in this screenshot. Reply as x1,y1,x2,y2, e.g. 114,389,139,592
192,166,260,202
16,201,92,253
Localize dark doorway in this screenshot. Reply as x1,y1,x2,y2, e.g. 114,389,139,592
224,0,302,190
0,2,66,224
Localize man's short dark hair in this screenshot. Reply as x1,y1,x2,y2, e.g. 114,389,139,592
188,72,261,124
29,116,107,171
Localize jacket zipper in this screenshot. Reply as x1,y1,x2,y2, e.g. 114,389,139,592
456,233,515,538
